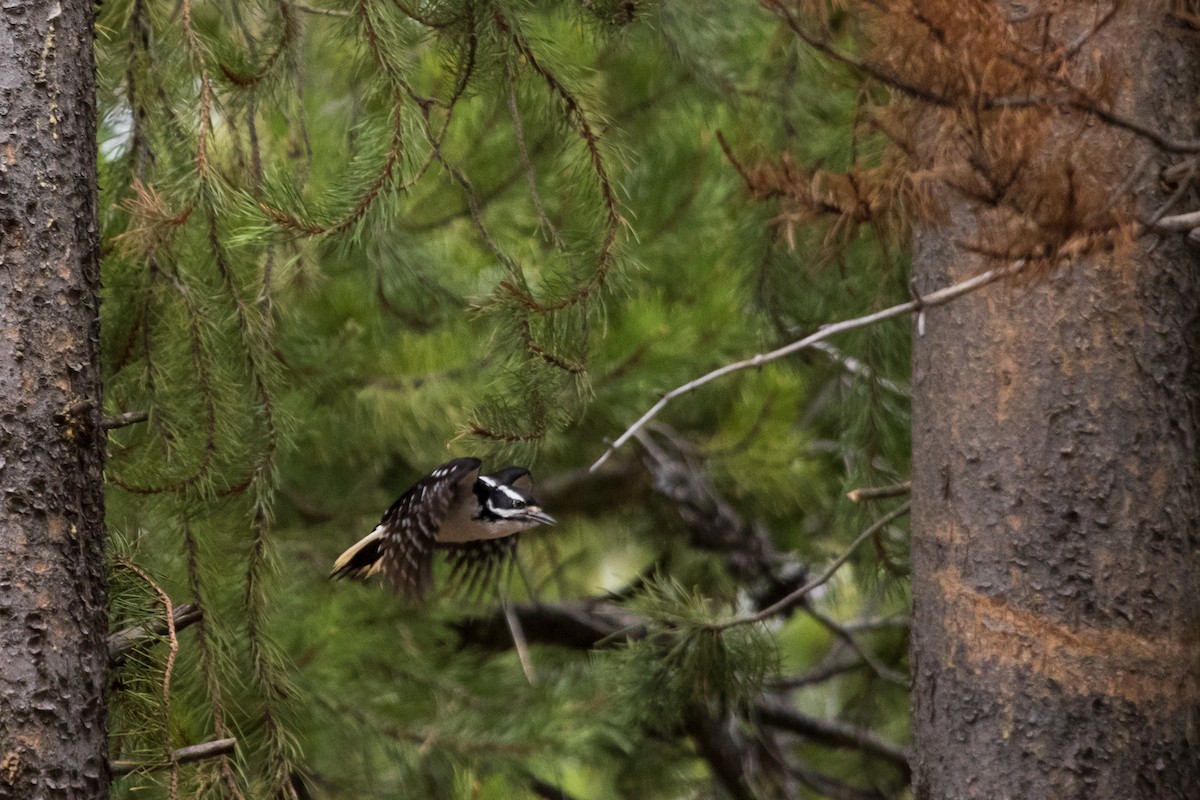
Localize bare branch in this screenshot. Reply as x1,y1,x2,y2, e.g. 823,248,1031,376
847,480,911,503
755,701,911,775
813,341,908,397
503,598,537,684
109,603,203,667
770,656,871,690
102,410,149,430
590,262,1026,472
292,3,351,16
805,606,906,686
1149,210,1200,233
111,738,238,776
707,500,911,631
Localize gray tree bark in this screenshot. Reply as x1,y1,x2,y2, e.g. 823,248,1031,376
0,0,107,797
910,7,1200,800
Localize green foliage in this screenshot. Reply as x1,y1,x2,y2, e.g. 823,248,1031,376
96,0,912,797
598,578,779,732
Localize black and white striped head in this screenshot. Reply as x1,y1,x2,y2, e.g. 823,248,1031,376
474,467,556,528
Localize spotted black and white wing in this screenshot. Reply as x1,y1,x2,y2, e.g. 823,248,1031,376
331,457,481,599
440,535,520,599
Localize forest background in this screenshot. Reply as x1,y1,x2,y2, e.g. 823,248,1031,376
5,0,1196,798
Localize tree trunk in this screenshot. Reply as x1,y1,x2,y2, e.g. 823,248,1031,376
909,8,1200,800
0,1,107,797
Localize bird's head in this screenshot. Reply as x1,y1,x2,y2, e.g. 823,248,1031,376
476,467,556,528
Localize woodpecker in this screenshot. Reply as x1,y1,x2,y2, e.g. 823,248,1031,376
330,457,555,599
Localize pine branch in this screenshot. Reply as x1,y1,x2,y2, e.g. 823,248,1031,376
591,261,1027,471
111,737,238,776
109,602,203,667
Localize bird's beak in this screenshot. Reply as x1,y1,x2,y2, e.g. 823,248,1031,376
527,507,556,525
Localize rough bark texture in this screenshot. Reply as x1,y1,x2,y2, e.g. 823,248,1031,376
0,0,107,797
909,8,1200,800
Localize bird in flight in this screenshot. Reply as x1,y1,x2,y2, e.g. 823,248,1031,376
330,457,555,599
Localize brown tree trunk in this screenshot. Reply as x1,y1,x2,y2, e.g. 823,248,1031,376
909,8,1200,800
0,0,107,797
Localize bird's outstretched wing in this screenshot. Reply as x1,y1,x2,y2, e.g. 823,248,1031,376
440,535,520,599
332,457,481,599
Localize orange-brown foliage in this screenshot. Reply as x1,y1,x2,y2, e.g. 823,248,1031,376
742,0,1159,270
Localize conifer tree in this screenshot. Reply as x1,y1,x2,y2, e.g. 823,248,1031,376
74,0,1200,798
96,2,915,797
714,2,1200,797
0,0,107,797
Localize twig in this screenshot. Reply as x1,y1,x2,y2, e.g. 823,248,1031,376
1146,158,1200,226
590,262,1026,472
813,341,908,397
770,656,870,690
706,500,911,631
455,601,645,651
1149,210,1200,233
843,616,909,633
111,738,239,776
846,480,911,503
102,410,150,430
503,597,537,684
109,603,203,667
292,3,351,16
805,607,906,686
1162,159,1200,185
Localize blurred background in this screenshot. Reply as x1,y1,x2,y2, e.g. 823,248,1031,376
98,1,913,797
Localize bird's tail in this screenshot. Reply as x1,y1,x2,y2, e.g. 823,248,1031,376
330,527,385,580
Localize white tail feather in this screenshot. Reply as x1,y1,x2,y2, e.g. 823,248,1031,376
331,526,384,576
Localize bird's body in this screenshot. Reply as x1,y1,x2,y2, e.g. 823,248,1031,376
330,457,554,599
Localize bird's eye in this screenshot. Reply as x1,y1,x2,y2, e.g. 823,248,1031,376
513,500,526,509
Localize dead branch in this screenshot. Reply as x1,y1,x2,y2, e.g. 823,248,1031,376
102,410,149,430
1149,210,1200,233
707,500,911,631
804,606,906,686
109,603,203,667
847,480,911,503
111,737,238,776
754,701,911,775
